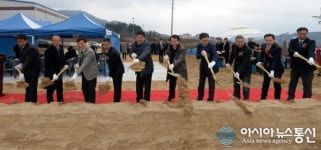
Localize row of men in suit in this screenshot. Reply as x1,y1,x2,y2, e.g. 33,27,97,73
14,34,124,103
225,27,316,100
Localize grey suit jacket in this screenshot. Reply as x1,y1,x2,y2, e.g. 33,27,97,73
77,47,99,80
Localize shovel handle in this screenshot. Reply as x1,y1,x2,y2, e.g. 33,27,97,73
15,67,22,75
165,59,175,73
296,54,321,68
255,64,270,75
203,53,216,78
57,66,69,77
203,53,221,87
226,65,243,83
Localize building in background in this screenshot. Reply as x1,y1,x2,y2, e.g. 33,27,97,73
0,0,68,23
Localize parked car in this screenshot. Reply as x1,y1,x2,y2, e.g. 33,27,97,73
38,39,51,48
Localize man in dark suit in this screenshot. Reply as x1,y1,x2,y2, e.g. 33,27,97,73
257,34,284,100
226,35,252,100
287,27,316,100
129,31,154,102
15,34,41,103
102,38,125,102
72,37,99,103
156,38,165,63
222,37,230,63
44,35,67,104
216,38,224,57
196,33,219,101
164,35,188,102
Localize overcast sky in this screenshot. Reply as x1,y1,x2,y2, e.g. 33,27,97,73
29,0,321,36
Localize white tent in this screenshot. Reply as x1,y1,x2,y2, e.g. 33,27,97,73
220,25,264,39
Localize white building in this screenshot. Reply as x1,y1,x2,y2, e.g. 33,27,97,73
0,0,68,23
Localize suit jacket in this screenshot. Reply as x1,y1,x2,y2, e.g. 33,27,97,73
260,43,284,74
222,42,230,58
44,45,66,79
77,46,99,80
20,43,41,75
105,47,124,77
229,44,252,77
166,44,188,81
196,43,219,73
288,38,316,73
13,44,21,59
130,41,154,75
156,42,165,54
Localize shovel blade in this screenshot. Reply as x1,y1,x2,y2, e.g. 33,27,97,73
272,78,286,84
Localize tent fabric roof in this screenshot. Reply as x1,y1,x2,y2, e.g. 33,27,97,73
0,13,43,35
34,13,117,38
220,25,264,39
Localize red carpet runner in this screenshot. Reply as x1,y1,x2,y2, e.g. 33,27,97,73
0,88,318,104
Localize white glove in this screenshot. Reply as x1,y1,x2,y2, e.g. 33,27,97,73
217,51,222,54
169,64,174,70
131,53,137,58
106,76,112,82
308,57,314,65
74,63,79,69
53,74,58,80
15,63,23,70
132,59,140,63
226,63,230,67
19,73,24,80
294,52,299,57
234,72,240,78
256,62,262,66
208,61,216,68
164,55,169,60
222,50,225,53
64,65,69,69
201,50,207,56
269,70,275,78
71,74,77,80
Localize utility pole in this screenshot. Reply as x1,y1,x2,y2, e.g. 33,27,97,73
171,0,174,35
132,17,135,40
312,7,321,24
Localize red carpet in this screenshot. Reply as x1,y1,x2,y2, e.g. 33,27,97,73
0,88,318,104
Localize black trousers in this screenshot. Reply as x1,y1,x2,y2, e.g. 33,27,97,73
24,73,39,103
260,68,283,100
288,69,314,99
136,73,152,102
46,80,63,103
122,52,127,59
159,51,163,63
168,76,177,100
81,74,97,103
112,73,123,102
197,69,215,101
233,75,251,100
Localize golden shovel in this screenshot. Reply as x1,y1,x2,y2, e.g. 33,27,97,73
202,52,221,87
129,55,145,72
165,59,181,77
294,53,321,69
14,67,29,89
226,66,251,88
256,64,286,84
39,65,69,88
63,67,78,90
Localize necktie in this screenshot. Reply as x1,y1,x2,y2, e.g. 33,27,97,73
265,46,270,55
299,40,303,47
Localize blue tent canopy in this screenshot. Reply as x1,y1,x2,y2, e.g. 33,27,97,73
0,13,49,57
34,13,120,51
0,13,42,36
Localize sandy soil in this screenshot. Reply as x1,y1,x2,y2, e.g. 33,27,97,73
1,55,321,149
